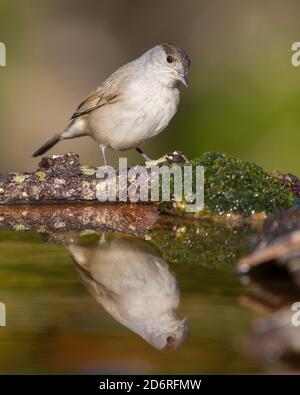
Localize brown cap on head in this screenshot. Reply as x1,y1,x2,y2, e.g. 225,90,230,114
160,43,191,69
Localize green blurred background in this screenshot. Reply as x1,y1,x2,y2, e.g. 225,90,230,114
1,0,300,173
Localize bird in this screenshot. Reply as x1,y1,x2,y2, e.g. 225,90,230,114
32,43,190,165
66,232,189,351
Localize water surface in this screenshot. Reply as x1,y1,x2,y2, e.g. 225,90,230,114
0,218,268,374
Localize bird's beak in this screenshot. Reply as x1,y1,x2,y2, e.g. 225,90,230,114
178,71,188,87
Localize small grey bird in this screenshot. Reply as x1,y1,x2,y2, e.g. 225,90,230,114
33,43,190,164
66,233,189,351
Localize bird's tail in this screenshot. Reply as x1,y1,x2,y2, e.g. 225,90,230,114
32,134,61,158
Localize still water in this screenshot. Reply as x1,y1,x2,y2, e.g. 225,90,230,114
0,221,265,374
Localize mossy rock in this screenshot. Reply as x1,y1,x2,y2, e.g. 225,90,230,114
148,219,251,268
165,151,293,216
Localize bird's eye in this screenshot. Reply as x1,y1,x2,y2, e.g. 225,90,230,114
167,336,174,344
166,55,174,64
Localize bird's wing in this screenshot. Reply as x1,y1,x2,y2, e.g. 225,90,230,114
70,60,134,119
74,261,119,304
71,90,118,119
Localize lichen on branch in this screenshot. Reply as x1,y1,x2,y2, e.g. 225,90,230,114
0,151,295,216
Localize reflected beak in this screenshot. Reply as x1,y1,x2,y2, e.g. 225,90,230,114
178,71,188,87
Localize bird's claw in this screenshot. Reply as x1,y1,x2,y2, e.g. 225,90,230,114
144,151,189,168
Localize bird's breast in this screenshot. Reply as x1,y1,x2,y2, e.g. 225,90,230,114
89,82,180,150
123,83,180,137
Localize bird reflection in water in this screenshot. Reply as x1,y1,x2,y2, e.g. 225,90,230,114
65,233,189,351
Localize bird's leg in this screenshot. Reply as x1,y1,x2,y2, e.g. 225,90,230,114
136,147,177,168
98,233,106,245
136,147,151,162
136,147,166,168
100,144,107,166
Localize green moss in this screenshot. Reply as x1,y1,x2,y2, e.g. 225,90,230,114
36,171,46,182
13,174,26,184
148,218,251,268
194,152,293,215
80,165,96,176
162,151,293,215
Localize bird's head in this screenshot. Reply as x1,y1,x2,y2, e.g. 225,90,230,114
146,317,189,351
146,43,191,88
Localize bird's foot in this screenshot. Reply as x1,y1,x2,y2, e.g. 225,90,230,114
144,151,189,168
144,157,165,169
